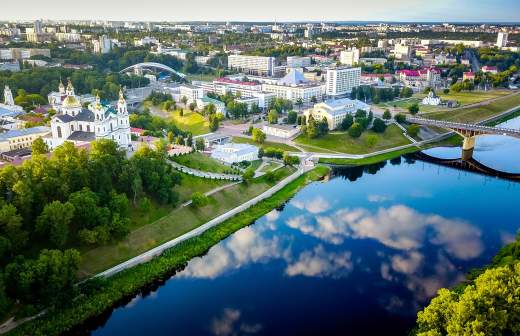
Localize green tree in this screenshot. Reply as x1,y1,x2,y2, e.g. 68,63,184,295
407,124,420,138
189,102,196,112
372,118,387,133
195,138,205,151
181,96,188,107
0,204,27,251
348,123,363,138
31,137,49,155
394,113,406,123
408,103,420,115
365,135,379,147
209,114,219,132
252,128,266,144
267,110,279,124
340,115,354,131
191,192,210,208
382,109,392,120
167,131,174,144
36,201,75,247
287,111,297,124
242,168,255,184
295,98,304,111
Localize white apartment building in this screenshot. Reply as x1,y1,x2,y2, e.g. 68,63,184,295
93,35,112,54
228,55,276,77
340,48,360,66
326,67,361,97
211,143,259,164
179,84,204,104
393,44,411,60
304,98,371,130
287,56,311,68
497,32,509,48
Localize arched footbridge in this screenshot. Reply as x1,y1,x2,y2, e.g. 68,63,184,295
407,116,520,159
120,62,186,79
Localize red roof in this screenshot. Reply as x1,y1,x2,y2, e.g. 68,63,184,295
464,72,475,77
396,67,440,77
215,78,261,87
482,66,498,71
131,127,145,134
362,73,393,78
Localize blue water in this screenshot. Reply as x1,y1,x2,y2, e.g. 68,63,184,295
89,118,520,336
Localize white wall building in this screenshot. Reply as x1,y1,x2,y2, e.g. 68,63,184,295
262,70,325,106
340,48,360,66
211,143,259,163
228,55,276,76
496,32,509,48
93,35,112,54
287,56,311,68
46,81,131,150
422,91,441,106
179,84,204,104
262,124,300,139
326,67,361,97
304,98,370,130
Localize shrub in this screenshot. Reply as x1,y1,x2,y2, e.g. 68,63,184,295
348,123,363,138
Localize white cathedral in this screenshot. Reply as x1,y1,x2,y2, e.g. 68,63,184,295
45,80,131,150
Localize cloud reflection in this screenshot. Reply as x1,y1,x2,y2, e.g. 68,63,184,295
210,308,262,336
285,245,353,278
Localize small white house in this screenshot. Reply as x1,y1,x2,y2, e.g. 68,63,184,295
211,143,259,163
262,124,300,139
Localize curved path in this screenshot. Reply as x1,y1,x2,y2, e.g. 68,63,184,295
169,161,242,181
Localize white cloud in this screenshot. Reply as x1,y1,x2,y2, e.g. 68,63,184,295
291,195,331,214
285,245,353,278
367,194,394,203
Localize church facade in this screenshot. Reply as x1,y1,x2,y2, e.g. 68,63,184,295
45,81,131,150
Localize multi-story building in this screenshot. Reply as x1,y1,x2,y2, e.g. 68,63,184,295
228,55,276,76
393,44,411,60
287,56,311,68
93,35,112,54
496,32,509,48
262,70,325,106
0,126,50,153
262,124,300,139
325,67,361,97
395,67,442,90
179,84,204,104
304,98,371,130
340,48,360,66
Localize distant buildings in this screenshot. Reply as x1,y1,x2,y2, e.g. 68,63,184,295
227,55,276,77
0,48,51,61
262,70,325,106
463,72,476,81
304,98,370,130
211,143,259,164
0,126,50,153
339,48,360,66
179,84,204,104
325,67,361,97
286,56,311,68
0,61,20,72
0,86,24,116
482,66,498,74
496,32,509,48
93,35,112,54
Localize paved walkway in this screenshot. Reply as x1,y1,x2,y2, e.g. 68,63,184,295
180,182,241,207
169,161,242,181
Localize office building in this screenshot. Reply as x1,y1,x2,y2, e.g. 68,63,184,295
497,32,509,48
325,67,361,97
304,98,370,130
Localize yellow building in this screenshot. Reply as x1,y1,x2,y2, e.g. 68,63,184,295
0,126,50,153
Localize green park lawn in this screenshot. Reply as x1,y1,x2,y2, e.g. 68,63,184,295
170,110,210,135
260,161,282,173
233,136,302,152
295,124,411,154
78,166,296,277
172,152,240,174
424,92,520,123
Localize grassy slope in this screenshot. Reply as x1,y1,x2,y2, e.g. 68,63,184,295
171,110,210,135
9,166,330,336
423,92,520,123
79,166,295,276
171,152,239,174
233,136,302,152
295,124,410,154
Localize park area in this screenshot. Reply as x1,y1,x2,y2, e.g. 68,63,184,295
233,136,302,152
171,152,240,174
294,124,411,154
170,109,210,135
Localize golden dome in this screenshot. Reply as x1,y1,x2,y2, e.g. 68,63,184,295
62,95,81,108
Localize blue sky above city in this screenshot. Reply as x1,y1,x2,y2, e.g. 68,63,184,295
1,0,519,22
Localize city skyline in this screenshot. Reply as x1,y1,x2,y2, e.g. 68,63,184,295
1,0,520,22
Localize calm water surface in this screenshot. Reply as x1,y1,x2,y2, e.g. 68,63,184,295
90,118,520,336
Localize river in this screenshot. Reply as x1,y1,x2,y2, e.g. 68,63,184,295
88,117,520,336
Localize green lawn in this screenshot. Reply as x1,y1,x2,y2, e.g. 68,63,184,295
233,136,302,152
170,110,210,135
176,173,231,203
424,93,520,123
259,161,282,173
172,152,240,174
78,166,296,276
319,146,420,165
295,124,411,154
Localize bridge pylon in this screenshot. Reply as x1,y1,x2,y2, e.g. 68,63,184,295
462,136,475,160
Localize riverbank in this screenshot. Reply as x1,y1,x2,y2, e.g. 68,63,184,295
6,166,330,336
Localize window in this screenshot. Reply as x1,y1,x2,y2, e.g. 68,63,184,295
57,126,62,138
87,125,91,132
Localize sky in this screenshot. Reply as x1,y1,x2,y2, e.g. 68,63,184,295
1,0,519,22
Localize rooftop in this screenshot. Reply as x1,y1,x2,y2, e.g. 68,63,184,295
0,126,50,141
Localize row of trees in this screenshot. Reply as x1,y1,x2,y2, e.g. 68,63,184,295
351,85,413,104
